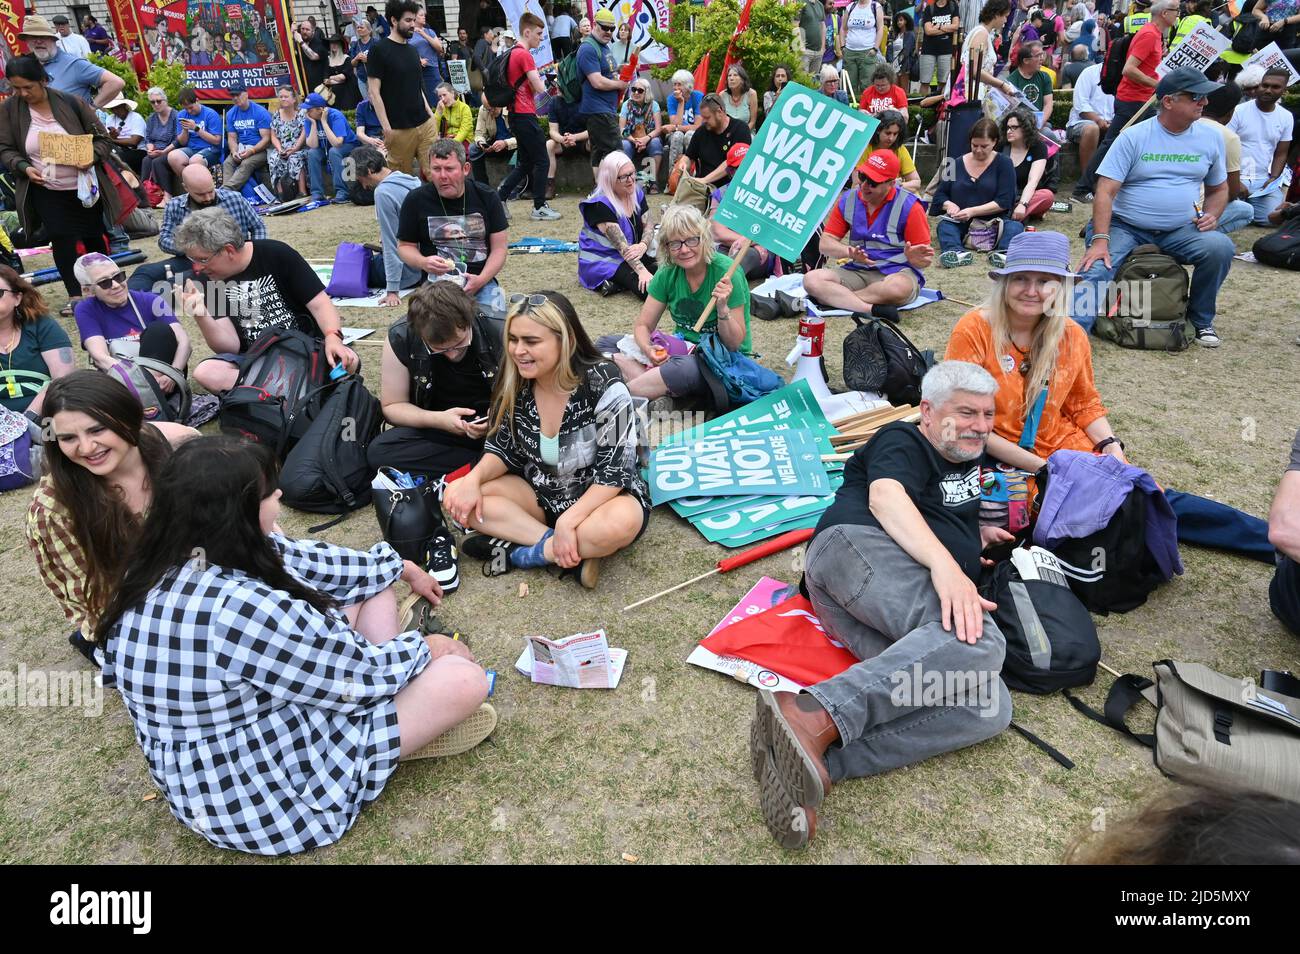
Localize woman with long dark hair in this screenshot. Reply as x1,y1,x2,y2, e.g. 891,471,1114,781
95,435,494,856
25,372,196,662
0,56,127,304
998,105,1057,222
0,264,73,417
444,291,649,590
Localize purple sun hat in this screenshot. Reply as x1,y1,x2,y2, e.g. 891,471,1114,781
987,230,1079,281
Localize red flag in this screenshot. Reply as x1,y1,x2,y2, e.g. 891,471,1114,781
693,51,711,95
716,0,757,92
699,594,859,687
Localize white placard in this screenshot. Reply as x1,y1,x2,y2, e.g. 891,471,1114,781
1156,22,1230,77
1246,42,1300,86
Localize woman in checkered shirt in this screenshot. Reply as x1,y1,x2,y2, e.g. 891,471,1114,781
25,372,198,664
94,436,493,855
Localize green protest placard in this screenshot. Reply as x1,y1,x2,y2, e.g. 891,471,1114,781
712,83,877,262
691,473,844,544
664,379,834,452
713,512,825,549
670,493,765,520
649,429,830,505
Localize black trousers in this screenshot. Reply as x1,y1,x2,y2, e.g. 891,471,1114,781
1270,556,1300,638
366,426,483,480
607,257,657,296
137,320,181,364
497,114,548,210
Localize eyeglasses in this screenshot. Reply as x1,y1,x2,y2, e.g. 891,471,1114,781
428,329,473,355
509,293,550,308
631,87,645,94
1005,122,1021,129
186,247,227,266
91,271,127,290
666,235,702,252
616,172,637,182
0,288,16,298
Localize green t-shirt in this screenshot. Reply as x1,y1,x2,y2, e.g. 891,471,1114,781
1008,68,1053,111
0,316,70,412
647,250,752,354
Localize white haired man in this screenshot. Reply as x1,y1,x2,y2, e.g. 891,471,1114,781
751,360,1015,850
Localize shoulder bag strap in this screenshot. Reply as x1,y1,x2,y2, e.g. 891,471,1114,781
1064,674,1157,747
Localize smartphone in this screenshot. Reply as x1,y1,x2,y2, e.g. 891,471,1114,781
468,415,489,426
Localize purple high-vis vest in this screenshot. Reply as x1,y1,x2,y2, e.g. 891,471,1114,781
577,192,643,289
838,185,925,287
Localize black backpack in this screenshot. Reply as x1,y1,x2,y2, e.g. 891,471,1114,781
279,374,382,516
842,313,934,406
1099,30,1133,96
219,328,331,458
1252,218,1300,269
980,553,1100,694
483,44,526,108
1046,489,1166,614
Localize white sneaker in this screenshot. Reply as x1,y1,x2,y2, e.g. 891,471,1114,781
531,203,562,221
1195,327,1221,348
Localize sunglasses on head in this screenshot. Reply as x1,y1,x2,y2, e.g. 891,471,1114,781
91,271,127,290
509,293,550,308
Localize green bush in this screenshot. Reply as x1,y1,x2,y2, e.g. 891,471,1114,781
649,0,812,96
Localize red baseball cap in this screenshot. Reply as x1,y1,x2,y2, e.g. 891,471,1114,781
726,142,750,168
857,150,900,184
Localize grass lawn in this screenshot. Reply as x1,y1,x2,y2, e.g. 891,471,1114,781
0,191,1296,864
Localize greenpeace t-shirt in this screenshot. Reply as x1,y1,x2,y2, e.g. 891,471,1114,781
190,240,325,352
646,250,752,353
396,179,508,277
226,102,272,147
367,37,431,128
816,421,984,579
1099,116,1226,231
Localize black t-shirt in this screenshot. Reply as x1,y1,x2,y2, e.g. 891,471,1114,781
816,422,984,579
686,117,752,183
191,240,324,352
396,180,508,277
1003,139,1047,192
919,0,959,57
581,192,649,243
388,316,497,432
300,32,331,90
366,37,429,129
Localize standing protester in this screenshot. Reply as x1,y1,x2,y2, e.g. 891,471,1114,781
81,16,111,55
295,19,331,91
837,0,888,99
495,13,562,221
222,84,273,192
1076,0,1178,201
800,0,828,76
20,16,125,107
322,35,362,112
351,146,424,305
367,0,438,179
412,5,449,114
350,17,378,100
579,8,627,175
918,0,960,96
1228,67,1293,225
52,15,90,59
399,139,510,313
0,56,121,302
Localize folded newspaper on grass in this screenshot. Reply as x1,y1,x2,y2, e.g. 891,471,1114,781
514,629,628,689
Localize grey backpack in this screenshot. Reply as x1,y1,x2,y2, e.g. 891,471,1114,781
1093,245,1194,351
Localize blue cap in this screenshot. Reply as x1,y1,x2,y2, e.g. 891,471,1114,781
303,92,328,109
227,82,247,95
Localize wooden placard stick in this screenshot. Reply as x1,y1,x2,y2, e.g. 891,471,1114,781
692,239,752,333
831,406,919,439
832,404,910,431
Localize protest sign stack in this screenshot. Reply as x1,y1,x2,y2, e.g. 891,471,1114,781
646,380,842,547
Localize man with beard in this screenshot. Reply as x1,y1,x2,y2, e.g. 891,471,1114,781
129,166,266,293
367,0,438,178
750,361,1015,850
18,15,125,107
1228,68,1294,225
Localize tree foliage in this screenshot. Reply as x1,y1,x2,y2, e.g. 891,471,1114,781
649,0,816,96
